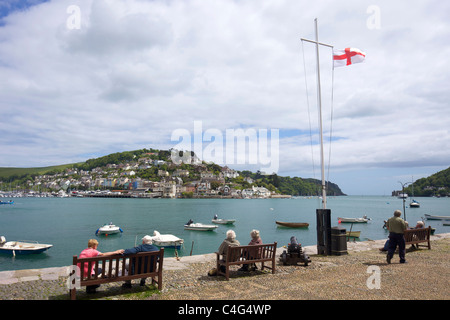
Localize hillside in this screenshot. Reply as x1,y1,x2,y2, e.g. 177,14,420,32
0,164,81,180
0,148,346,196
404,167,450,197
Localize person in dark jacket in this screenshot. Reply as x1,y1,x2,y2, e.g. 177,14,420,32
122,235,159,288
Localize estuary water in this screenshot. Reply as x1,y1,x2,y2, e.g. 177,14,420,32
1,196,449,271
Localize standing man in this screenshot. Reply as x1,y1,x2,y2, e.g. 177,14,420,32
386,210,407,264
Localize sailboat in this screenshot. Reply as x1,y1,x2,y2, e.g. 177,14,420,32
410,177,420,207
410,199,420,208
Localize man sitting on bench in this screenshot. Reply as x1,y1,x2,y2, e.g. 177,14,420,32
217,230,241,273
122,235,159,288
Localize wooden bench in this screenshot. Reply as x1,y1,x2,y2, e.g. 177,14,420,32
216,242,277,280
404,226,431,249
69,249,164,300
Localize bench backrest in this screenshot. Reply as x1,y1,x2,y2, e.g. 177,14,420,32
225,243,277,264
404,226,431,242
72,249,164,282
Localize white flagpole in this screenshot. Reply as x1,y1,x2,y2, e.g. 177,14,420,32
301,19,335,255
301,19,332,210
314,18,327,210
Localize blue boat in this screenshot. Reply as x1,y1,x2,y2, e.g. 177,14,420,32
0,200,14,205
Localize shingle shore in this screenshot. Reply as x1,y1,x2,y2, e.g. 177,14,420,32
0,234,449,300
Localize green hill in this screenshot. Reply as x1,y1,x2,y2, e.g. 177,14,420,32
0,148,346,196
0,164,80,180
404,167,450,197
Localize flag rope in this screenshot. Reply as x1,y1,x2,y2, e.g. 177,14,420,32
300,40,317,183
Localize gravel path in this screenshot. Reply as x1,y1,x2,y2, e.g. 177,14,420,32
0,236,449,300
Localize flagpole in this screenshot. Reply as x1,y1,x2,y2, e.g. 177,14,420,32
314,18,327,210
301,19,334,255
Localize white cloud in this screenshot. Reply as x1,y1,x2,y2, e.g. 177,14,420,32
0,0,449,195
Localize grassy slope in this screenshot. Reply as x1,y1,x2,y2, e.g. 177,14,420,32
0,164,80,179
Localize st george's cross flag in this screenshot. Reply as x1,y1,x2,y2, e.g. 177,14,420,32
333,48,366,68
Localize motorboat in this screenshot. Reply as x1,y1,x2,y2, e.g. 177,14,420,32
95,222,123,235
184,219,218,231
338,216,370,223
424,214,450,220
0,200,14,205
0,236,52,256
211,215,236,225
149,231,184,249
275,221,309,228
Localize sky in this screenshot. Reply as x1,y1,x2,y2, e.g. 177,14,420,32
0,0,449,195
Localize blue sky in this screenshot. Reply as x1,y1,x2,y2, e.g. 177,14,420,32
0,0,449,195
0,0,48,19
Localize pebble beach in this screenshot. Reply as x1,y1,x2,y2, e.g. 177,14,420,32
0,233,449,301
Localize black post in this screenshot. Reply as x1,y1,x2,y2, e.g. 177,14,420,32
316,209,331,255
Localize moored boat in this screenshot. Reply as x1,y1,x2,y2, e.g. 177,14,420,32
338,216,370,223
96,222,123,235
212,214,235,225
212,218,236,225
424,214,450,220
275,221,309,228
410,199,420,208
184,219,218,231
149,231,184,249
0,236,52,256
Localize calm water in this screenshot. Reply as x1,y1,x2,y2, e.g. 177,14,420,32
1,196,449,271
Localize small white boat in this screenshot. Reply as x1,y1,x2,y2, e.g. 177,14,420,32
184,220,218,231
424,214,450,220
149,231,184,249
96,222,123,235
338,216,370,223
0,236,52,256
212,218,236,225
